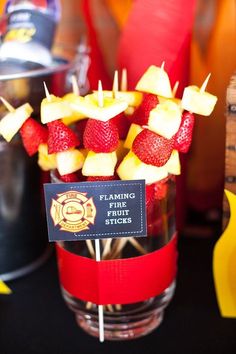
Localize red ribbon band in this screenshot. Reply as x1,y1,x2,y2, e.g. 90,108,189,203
56,234,178,305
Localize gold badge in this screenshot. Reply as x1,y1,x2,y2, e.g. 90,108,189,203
50,191,96,233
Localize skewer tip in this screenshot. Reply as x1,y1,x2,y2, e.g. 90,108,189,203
200,73,211,93
43,81,51,101
121,68,128,92
0,96,15,112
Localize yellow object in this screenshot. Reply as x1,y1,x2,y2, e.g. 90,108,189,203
81,94,128,121
0,280,12,295
0,103,33,142
56,148,85,176
37,143,57,171
82,151,117,176
116,140,129,161
117,150,168,184
62,93,86,125
41,95,72,124
148,100,182,139
136,65,173,98
213,190,236,317
94,90,143,107
165,150,181,175
123,123,143,149
181,85,217,116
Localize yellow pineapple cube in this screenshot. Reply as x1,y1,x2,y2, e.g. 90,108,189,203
123,123,143,149
94,90,143,107
0,103,33,142
164,150,181,175
135,65,173,98
41,95,73,124
75,94,128,121
82,151,117,176
148,100,182,139
117,151,168,184
38,143,57,171
181,86,217,116
56,148,85,175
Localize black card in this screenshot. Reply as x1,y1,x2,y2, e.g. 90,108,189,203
44,180,147,241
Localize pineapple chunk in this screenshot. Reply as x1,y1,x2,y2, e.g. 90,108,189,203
123,123,143,149
94,90,143,107
117,151,168,184
82,151,117,176
76,94,128,121
41,95,73,124
0,103,33,142
62,93,86,125
38,143,57,171
56,148,85,175
181,86,217,116
116,140,129,161
164,150,181,175
148,100,182,139
136,65,173,98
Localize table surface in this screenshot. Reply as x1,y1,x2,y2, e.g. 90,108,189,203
1,236,236,354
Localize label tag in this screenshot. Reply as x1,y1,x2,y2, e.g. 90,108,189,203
44,180,147,242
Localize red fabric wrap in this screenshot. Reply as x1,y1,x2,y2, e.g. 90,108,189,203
56,234,178,305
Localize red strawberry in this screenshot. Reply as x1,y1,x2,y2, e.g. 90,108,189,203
130,93,159,126
74,118,88,148
47,120,80,154
59,172,79,183
174,111,195,153
20,118,48,156
132,129,174,167
87,175,116,182
83,119,119,153
111,113,131,139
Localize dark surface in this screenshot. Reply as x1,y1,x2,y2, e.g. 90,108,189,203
1,236,236,354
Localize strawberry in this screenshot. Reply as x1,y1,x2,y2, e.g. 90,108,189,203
74,118,88,148
87,175,116,182
59,172,79,183
174,111,195,153
83,119,119,153
47,120,80,154
132,129,174,167
130,93,159,126
20,117,48,156
111,113,131,139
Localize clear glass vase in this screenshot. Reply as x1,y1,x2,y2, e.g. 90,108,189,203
51,172,177,340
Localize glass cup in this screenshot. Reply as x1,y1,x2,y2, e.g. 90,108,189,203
51,171,177,340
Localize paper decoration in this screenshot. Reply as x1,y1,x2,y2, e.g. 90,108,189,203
0,280,12,295
213,190,236,317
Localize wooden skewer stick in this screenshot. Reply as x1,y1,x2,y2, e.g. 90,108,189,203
0,97,15,112
121,68,127,92
200,73,211,94
43,81,51,102
86,240,95,258
98,80,104,108
128,237,147,255
172,81,179,98
71,75,80,96
112,70,119,98
161,61,165,71
102,238,112,259
110,238,128,259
